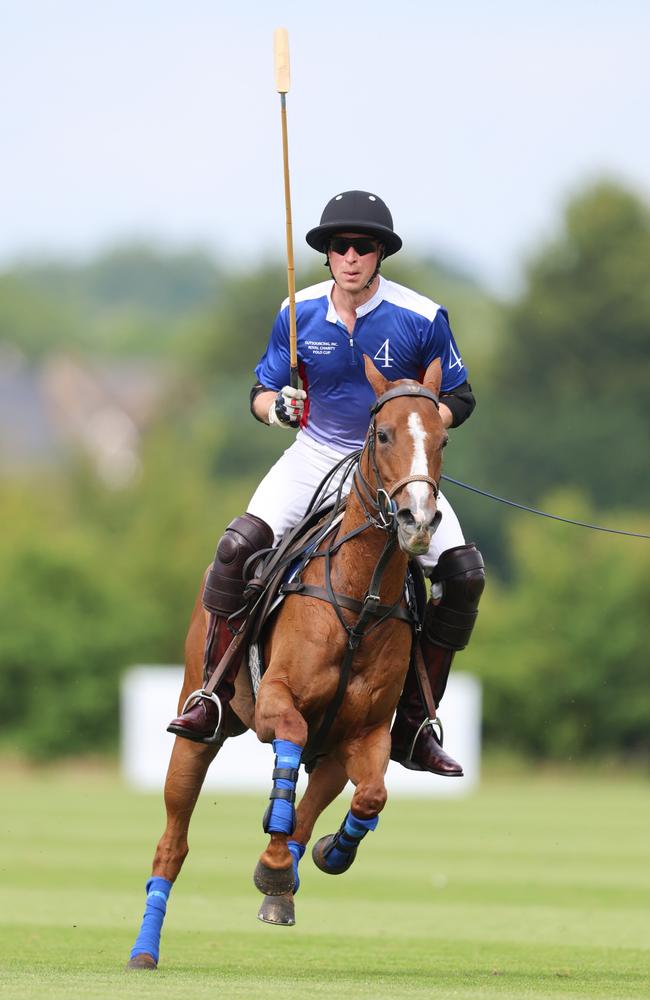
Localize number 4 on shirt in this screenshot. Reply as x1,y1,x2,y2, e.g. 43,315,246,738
373,339,394,368
449,343,463,370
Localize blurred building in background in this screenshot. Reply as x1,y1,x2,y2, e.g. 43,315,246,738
0,348,168,488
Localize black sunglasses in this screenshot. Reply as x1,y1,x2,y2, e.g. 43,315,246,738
328,236,379,256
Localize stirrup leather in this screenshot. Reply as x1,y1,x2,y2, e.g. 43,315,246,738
405,715,444,765
180,688,223,744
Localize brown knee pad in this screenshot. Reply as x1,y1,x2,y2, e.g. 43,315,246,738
202,513,274,617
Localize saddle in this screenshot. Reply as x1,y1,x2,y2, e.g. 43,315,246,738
246,500,344,645
200,500,344,706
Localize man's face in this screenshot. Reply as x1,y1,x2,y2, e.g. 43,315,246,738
327,232,382,293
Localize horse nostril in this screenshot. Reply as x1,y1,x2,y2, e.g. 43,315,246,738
429,510,442,532
395,509,416,529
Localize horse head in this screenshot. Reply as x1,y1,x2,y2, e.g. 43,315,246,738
361,355,447,556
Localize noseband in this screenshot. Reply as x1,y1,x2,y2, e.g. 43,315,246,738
354,383,441,529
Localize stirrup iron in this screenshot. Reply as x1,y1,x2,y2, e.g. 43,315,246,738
406,715,444,764
180,688,223,744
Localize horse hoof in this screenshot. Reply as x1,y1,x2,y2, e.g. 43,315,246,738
312,834,357,875
126,953,157,970
257,892,296,926
253,860,295,896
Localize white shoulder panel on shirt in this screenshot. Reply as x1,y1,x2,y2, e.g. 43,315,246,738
281,280,333,311
382,279,441,322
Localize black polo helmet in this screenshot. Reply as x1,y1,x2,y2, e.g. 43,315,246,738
305,190,402,257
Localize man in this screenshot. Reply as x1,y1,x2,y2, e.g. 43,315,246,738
168,190,485,776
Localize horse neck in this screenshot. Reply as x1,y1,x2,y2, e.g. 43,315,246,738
333,485,409,607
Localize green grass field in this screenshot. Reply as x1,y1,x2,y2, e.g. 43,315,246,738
0,761,648,999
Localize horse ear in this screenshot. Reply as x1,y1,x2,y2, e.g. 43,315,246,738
423,357,442,397
363,354,390,398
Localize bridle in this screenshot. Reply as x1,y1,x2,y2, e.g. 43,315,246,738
353,383,442,532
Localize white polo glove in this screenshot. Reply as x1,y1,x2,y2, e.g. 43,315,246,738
268,385,307,429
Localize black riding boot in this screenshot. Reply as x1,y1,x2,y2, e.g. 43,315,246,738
167,513,274,743
390,543,485,776
390,644,464,776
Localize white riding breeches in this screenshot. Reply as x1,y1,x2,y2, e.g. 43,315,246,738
246,430,464,573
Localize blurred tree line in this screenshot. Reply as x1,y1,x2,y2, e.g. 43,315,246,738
0,180,647,764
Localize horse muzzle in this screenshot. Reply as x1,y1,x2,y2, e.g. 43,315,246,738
395,507,442,555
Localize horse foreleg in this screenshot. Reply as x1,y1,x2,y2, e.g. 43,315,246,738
257,755,349,926
127,735,220,969
153,736,220,878
253,677,308,897
312,727,390,876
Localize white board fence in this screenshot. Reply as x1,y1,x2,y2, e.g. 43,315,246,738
120,666,481,798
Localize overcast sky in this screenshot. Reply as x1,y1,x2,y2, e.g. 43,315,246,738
3,0,649,292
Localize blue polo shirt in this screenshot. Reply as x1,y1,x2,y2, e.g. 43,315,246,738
255,276,468,452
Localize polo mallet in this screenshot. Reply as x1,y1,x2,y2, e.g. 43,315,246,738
273,27,299,390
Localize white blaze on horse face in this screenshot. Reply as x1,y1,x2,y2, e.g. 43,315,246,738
406,412,431,517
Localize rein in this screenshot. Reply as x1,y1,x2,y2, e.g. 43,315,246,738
441,474,650,540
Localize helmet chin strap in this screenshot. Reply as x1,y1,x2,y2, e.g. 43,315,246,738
325,245,385,290
364,247,385,289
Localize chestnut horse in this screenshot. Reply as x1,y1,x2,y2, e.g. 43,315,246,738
128,356,447,968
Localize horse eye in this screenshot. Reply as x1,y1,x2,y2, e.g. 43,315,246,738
441,436,449,449
377,429,389,444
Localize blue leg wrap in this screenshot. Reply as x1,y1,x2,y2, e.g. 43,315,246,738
262,739,302,835
325,811,379,871
287,840,306,893
130,876,172,963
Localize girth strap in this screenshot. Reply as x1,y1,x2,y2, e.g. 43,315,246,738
281,581,414,624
